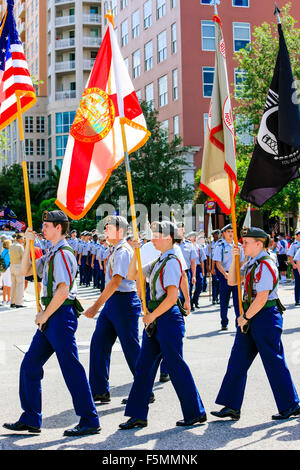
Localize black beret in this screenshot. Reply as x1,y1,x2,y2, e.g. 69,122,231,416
221,224,232,233
151,221,179,238
42,210,68,223
103,215,128,231
241,227,268,239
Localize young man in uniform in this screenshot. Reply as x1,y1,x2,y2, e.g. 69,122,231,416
85,215,143,405
287,229,300,306
213,224,245,330
3,210,100,437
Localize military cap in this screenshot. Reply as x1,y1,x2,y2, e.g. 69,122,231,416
212,229,220,235
221,224,232,233
186,231,197,238
241,227,268,239
103,215,128,231
42,210,68,223
70,229,77,234
151,220,179,237
98,233,106,240
295,229,300,235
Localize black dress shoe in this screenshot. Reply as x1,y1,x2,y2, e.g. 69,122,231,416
176,414,207,426
119,417,147,429
159,373,170,383
221,326,228,331
15,305,24,308
191,305,195,312
211,407,241,420
3,421,41,433
122,392,155,405
272,404,300,420
63,424,101,436
10,304,16,308
194,303,199,309
93,392,110,404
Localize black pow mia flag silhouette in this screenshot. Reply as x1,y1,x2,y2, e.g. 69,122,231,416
241,24,300,207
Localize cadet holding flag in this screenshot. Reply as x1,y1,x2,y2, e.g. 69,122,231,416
212,227,300,421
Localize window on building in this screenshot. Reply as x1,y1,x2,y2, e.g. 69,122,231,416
172,69,178,100
48,138,52,159
171,0,176,8
25,116,33,133
56,111,76,134
201,20,215,51
90,5,98,15
27,161,34,178
157,30,167,63
36,139,45,156
136,90,142,101
233,22,250,51
111,0,118,17
145,82,154,109
36,116,45,133
235,114,253,145
121,19,128,47
234,68,246,98
160,119,168,137
132,10,140,39
203,66,214,97
56,159,63,170
13,141,17,162
144,40,153,71
37,161,46,179
132,49,141,78
173,115,179,137
203,113,209,134
157,0,166,19
158,75,168,107
48,115,52,136
121,0,128,9
233,0,249,6
171,23,177,54
56,135,68,157
144,0,152,29
124,57,129,70
25,139,34,156
200,0,211,4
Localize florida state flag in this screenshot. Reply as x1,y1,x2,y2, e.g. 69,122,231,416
56,14,150,220
200,15,238,215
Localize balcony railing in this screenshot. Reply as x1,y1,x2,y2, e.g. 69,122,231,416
55,37,75,49
82,36,101,47
55,15,75,27
83,59,96,70
55,90,76,100
55,60,76,72
83,14,101,24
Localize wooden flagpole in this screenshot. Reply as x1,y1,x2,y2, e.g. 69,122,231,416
228,176,243,317
120,120,147,315
16,95,40,313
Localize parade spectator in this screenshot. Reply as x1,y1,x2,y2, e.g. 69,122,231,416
9,233,25,308
1,239,12,305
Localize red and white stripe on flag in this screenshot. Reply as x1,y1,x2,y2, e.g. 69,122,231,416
0,8,36,131
56,14,150,220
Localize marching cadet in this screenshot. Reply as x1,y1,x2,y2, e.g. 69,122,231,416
177,223,197,301
119,221,206,429
90,233,101,289
3,210,100,437
207,229,221,304
213,224,245,330
68,229,78,258
187,232,206,311
211,227,300,421
78,231,90,286
295,248,300,275
287,229,300,306
84,216,142,405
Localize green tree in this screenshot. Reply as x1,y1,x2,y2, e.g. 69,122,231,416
233,3,300,220
98,101,194,213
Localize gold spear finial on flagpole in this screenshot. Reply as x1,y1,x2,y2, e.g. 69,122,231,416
210,0,220,15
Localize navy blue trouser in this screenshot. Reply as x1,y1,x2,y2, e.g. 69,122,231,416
192,265,203,306
125,306,205,421
89,292,141,395
99,268,105,291
215,306,299,412
219,273,240,327
79,255,88,285
293,268,300,304
212,273,220,301
93,260,101,288
18,305,99,429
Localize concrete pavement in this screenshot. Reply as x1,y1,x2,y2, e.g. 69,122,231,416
0,280,300,450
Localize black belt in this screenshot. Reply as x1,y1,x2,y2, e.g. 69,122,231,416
114,291,136,295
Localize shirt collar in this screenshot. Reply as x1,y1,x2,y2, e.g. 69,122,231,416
160,248,175,260
48,238,67,256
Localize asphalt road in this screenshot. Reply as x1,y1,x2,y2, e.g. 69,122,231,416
0,280,300,451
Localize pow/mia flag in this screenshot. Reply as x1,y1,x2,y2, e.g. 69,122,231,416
241,23,300,207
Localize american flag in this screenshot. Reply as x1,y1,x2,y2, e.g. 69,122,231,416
0,0,36,131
